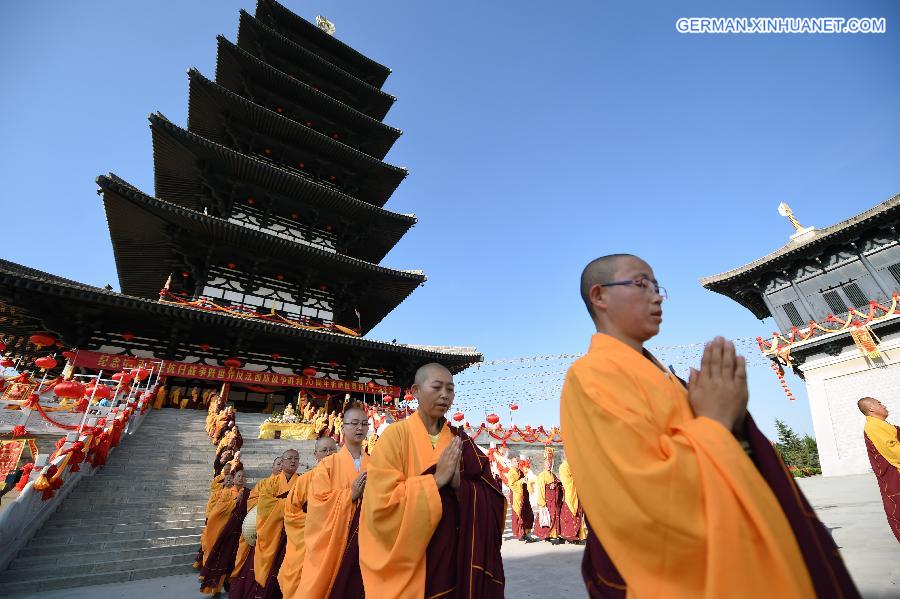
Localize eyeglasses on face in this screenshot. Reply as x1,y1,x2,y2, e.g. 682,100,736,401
599,277,667,299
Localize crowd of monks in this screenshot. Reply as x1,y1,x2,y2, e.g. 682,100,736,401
182,253,900,598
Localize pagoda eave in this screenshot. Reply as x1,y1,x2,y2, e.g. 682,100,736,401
186,70,406,205
214,36,400,160
255,0,391,88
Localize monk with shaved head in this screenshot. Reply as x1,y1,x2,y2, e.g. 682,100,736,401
230,449,298,598
859,396,900,542
359,363,506,597
561,254,858,597
278,436,338,597
295,404,369,598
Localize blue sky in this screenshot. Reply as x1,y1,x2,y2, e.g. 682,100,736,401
2,1,898,438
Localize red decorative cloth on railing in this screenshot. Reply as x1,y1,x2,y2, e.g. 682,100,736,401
10,425,28,438
32,463,63,501
15,463,34,491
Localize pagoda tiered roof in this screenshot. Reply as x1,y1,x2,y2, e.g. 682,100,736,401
187,70,406,205
254,0,391,88
215,36,400,160
149,113,413,261
99,174,424,334
0,258,480,377
237,10,395,121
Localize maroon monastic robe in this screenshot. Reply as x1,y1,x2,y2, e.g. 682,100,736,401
580,415,860,598
200,488,249,593
511,486,535,540
422,427,506,598
864,431,900,542
534,475,562,540
559,501,584,542
326,501,365,599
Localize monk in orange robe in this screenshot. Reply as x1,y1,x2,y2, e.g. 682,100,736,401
196,469,234,569
278,436,338,597
507,467,534,542
360,363,506,598
561,254,859,598
231,457,282,584
533,448,562,544
295,405,369,599
859,396,900,542
229,452,297,599
201,467,249,596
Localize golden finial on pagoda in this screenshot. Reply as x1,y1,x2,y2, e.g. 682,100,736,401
777,202,804,231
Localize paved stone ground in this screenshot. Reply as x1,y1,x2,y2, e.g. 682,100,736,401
15,473,899,598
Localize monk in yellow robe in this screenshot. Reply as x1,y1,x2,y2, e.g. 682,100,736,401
560,254,858,598
295,405,369,598
153,385,167,409
230,456,282,586
278,436,338,597
859,396,900,542
360,363,506,598
533,448,562,543
557,459,586,542
196,469,233,570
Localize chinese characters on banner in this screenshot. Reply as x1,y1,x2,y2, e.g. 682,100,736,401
71,350,401,396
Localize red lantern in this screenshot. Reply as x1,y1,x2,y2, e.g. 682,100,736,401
329,360,338,368
133,368,150,381
85,384,113,400
319,284,328,292
290,212,299,220
199,343,210,351
111,372,134,384
121,332,135,341
452,412,465,422
53,381,86,399
383,395,393,403
227,263,237,269
29,334,55,348
510,403,519,411
404,393,414,401
0,341,5,352
224,358,242,369
0,358,15,368
276,274,284,281
367,382,376,390
35,356,58,370
486,413,500,425
302,367,317,377
247,197,256,205
62,351,76,361
271,353,281,360
181,271,190,278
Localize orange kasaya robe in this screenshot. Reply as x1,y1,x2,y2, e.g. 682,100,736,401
277,468,315,597
864,416,900,542
231,476,267,580
253,471,295,588
560,333,857,598
359,411,506,599
199,486,234,568
295,446,368,599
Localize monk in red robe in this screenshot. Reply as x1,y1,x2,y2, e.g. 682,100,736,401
229,450,298,599
859,396,900,542
561,254,859,598
360,363,506,598
533,448,562,544
201,467,249,596
295,404,370,598
507,466,535,542
557,459,585,543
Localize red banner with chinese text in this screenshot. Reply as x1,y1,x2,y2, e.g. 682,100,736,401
71,350,400,396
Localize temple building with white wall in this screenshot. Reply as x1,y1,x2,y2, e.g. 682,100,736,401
701,197,900,476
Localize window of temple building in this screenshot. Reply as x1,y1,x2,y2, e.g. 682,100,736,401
841,282,869,309
822,290,848,315
887,263,900,287
782,302,806,328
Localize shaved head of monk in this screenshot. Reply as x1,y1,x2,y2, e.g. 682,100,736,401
271,456,284,476
411,362,454,420
314,436,338,461
232,468,246,489
858,396,889,419
580,254,664,350
282,449,300,477
342,405,369,447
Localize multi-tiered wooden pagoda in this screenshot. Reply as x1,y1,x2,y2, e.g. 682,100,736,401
0,0,481,411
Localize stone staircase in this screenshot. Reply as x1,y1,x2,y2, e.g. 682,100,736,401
0,409,315,596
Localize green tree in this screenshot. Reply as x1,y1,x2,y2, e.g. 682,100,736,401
774,419,821,473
